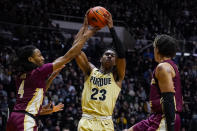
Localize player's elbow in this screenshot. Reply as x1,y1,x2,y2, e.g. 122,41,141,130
118,73,125,82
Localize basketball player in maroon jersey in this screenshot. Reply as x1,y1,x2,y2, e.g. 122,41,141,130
125,35,183,131
6,15,98,131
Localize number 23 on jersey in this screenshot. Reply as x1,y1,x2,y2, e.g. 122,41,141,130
90,88,107,101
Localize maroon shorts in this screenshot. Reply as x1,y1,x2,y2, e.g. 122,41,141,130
6,112,37,131
133,113,181,131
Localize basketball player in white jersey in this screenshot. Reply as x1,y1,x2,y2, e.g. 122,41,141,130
75,12,126,131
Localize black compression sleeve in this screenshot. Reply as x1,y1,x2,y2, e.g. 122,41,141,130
109,27,125,58
161,92,175,131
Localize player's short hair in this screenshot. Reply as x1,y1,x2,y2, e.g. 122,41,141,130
102,48,117,57
15,45,37,73
153,34,178,58
18,45,36,59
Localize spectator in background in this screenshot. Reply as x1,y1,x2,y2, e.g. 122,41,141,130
189,108,197,131
116,112,128,129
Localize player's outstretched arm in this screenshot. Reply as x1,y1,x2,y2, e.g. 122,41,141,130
73,11,89,46
46,65,65,91
74,10,96,77
156,63,175,131
52,14,98,71
75,51,95,77
105,12,126,87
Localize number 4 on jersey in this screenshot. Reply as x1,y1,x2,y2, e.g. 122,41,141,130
18,80,25,98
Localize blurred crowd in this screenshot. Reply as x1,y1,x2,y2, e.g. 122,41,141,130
0,0,197,131
48,0,197,50
0,0,196,43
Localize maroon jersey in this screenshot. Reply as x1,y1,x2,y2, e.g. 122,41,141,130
13,63,53,116
150,60,183,113
133,60,182,131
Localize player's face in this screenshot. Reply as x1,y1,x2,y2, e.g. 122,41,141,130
101,50,116,68
29,49,45,66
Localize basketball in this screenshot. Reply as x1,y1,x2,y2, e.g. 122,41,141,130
87,6,110,28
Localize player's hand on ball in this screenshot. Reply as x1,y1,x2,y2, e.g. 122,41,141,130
82,12,89,32
103,12,113,28
76,11,99,41
52,103,64,113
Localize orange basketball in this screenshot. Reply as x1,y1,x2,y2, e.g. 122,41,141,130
87,6,110,28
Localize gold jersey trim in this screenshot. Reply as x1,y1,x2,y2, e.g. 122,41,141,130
25,88,44,115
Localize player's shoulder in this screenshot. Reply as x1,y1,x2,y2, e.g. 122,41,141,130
157,61,173,70
156,62,173,76
40,63,53,69
31,63,53,79
34,63,52,72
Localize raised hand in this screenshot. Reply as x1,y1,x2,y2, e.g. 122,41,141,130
40,102,64,115
75,12,89,39
52,103,64,112
103,11,113,28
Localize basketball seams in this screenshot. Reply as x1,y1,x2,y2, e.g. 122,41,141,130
88,9,97,26
88,6,109,28
99,7,108,16
100,8,110,19
91,8,105,27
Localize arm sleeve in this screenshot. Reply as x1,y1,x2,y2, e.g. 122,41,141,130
109,27,125,58
161,92,175,131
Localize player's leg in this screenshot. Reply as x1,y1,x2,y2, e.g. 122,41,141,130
24,115,37,131
6,118,15,131
175,114,181,131
78,118,93,131
124,114,164,131
130,120,149,131
6,112,26,131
